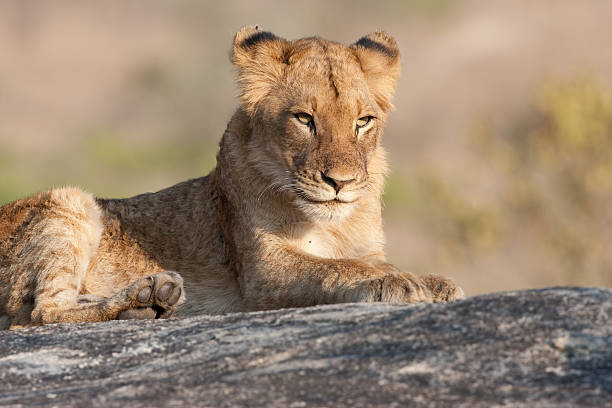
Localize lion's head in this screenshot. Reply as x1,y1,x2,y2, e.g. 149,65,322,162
231,26,400,221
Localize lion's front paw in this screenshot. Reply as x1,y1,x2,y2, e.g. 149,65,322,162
116,271,185,320
353,273,433,304
421,275,464,303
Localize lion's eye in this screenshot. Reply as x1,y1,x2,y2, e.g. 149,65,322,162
295,112,313,125
356,116,371,128
355,116,374,137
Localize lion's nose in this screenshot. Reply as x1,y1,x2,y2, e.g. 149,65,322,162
321,170,356,194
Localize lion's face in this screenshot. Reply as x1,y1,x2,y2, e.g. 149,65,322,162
232,27,400,221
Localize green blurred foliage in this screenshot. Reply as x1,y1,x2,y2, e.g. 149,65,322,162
382,76,612,287
469,76,612,284
0,133,217,203
384,171,498,257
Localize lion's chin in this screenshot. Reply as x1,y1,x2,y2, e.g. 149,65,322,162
295,198,357,222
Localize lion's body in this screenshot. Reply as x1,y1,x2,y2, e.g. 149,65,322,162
0,27,462,329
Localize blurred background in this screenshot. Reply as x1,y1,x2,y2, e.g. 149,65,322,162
1,0,611,295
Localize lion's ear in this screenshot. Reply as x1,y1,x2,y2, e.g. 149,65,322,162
232,25,289,115
351,31,401,112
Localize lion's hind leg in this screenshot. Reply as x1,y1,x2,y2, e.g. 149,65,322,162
25,271,185,328
3,188,185,329
4,187,106,328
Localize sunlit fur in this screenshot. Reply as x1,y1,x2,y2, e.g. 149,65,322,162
0,26,463,329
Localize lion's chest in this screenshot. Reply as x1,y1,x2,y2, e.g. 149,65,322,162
293,227,369,260
297,230,338,259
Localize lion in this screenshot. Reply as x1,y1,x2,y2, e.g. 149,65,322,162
0,26,463,330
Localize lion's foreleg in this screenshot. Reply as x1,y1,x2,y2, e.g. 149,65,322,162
241,246,434,310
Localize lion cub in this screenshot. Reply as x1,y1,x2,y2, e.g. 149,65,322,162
0,26,462,329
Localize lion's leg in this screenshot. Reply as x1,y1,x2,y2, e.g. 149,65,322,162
241,247,433,310
23,271,185,328
2,188,185,329
2,188,178,328
3,188,104,327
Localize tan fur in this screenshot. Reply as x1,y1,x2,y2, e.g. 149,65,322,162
0,26,462,329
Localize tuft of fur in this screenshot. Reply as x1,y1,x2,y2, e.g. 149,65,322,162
0,27,462,329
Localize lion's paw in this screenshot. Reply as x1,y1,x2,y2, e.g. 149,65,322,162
354,273,433,304
421,275,464,303
117,271,185,320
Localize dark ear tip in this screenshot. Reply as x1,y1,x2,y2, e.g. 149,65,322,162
234,25,262,45
367,30,398,46
233,25,281,52
354,30,399,58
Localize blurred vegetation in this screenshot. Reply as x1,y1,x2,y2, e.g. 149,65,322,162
384,171,498,255
0,133,217,203
393,76,612,285
501,76,612,284
384,76,612,284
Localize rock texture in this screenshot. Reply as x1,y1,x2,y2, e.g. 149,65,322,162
0,287,611,407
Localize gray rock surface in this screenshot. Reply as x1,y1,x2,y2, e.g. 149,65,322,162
0,287,611,407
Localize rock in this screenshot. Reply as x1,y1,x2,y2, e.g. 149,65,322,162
0,287,610,407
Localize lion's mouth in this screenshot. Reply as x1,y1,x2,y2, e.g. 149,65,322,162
290,180,363,207
291,185,361,221
299,193,358,205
